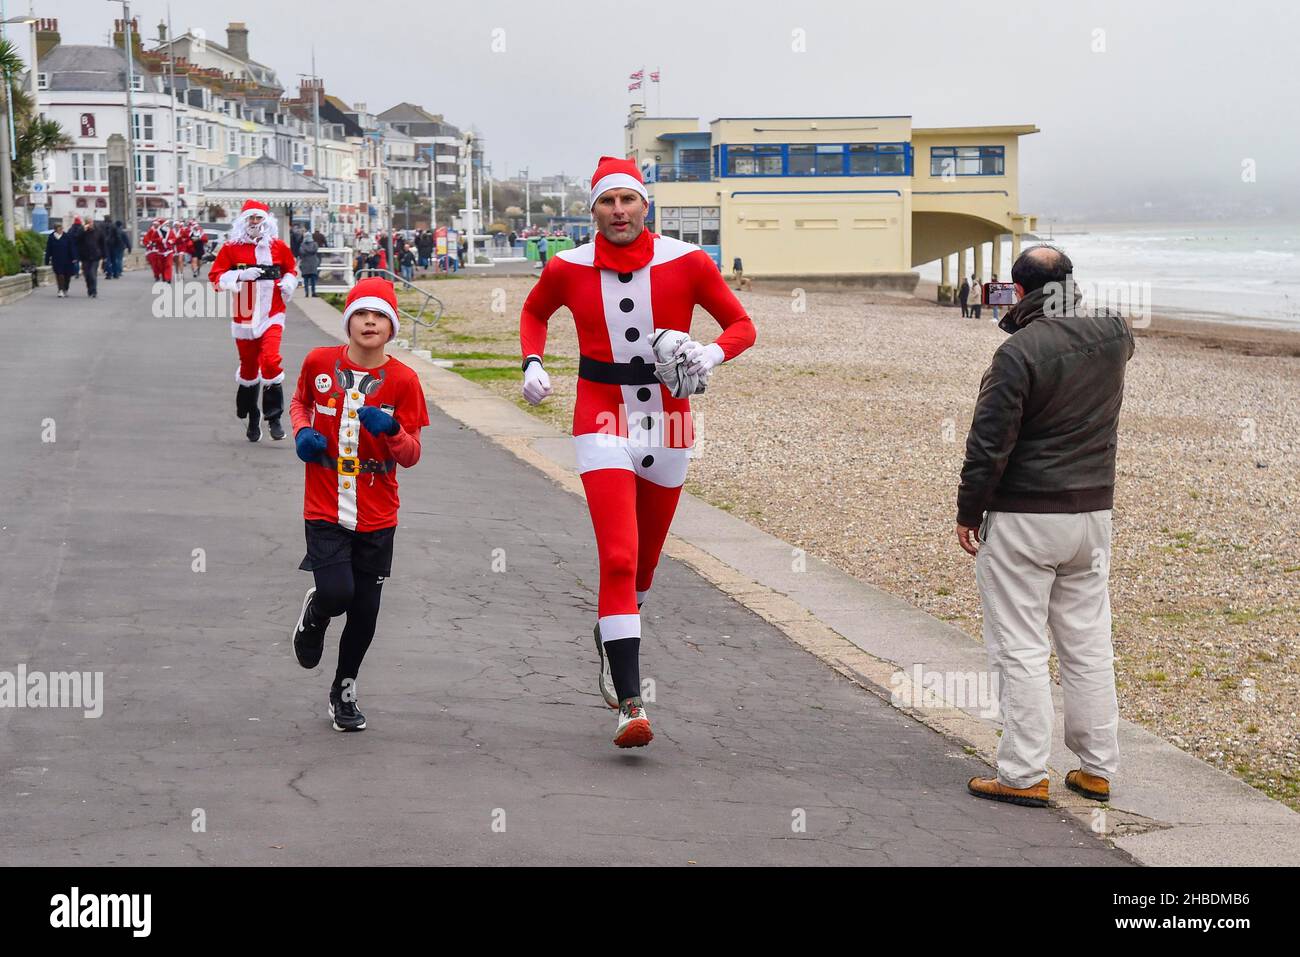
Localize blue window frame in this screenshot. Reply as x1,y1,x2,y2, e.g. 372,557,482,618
719,143,912,177
930,145,1005,176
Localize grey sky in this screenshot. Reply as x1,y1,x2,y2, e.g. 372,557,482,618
35,0,1300,219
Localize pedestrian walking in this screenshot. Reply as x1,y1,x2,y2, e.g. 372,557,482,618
298,234,321,298
76,219,106,298
44,222,78,297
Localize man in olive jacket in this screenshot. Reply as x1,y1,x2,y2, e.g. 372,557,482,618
957,245,1134,809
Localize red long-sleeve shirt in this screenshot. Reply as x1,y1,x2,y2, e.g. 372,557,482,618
290,344,429,531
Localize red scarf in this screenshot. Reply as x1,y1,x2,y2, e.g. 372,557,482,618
593,228,655,273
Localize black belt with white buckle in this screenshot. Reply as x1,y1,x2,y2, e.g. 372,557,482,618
315,453,396,476
578,355,659,386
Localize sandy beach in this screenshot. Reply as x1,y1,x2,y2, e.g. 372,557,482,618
398,272,1300,809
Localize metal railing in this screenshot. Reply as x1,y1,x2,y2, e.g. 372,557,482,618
645,163,713,183
353,267,444,349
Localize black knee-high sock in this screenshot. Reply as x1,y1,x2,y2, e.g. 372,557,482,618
604,636,641,703
334,573,384,691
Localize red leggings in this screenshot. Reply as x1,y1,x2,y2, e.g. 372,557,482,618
235,324,284,385
580,468,683,625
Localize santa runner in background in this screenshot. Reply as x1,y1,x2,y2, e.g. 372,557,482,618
209,200,299,443
142,218,170,282
518,155,756,750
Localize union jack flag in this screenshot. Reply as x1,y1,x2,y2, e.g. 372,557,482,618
629,69,644,80
628,80,642,91
649,71,660,82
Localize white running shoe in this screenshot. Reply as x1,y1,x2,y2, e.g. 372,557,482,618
613,696,653,748
593,623,619,709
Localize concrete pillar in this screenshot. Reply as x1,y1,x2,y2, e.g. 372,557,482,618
973,242,985,285
992,234,1004,282
1011,231,1022,262
940,253,951,289
957,247,968,286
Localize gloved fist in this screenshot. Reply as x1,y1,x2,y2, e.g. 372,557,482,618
295,427,327,463
278,273,299,301
522,361,552,405
357,405,399,437
683,341,725,376
236,266,265,281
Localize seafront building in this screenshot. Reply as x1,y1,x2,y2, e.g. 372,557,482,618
28,17,482,244
625,104,1039,289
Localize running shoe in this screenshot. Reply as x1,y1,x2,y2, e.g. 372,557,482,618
614,696,652,748
292,587,326,669
593,623,619,709
328,683,367,732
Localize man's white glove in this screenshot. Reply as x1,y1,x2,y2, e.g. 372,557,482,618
683,341,725,376
651,329,710,399
236,266,265,281
278,272,298,302
522,359,552,405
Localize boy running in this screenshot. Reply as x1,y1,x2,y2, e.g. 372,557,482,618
288,277,430,731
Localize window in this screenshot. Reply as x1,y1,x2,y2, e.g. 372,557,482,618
130,73,144,92
226,129,237,154
657,206,719,245
723,142,909,177
701,206,720,246
788,144,848,176
930,145,1004,176
36,72,48,91
133,111,154,142
70,152,109,183
726,144,783,176
849,143,905,175
134,153,156,184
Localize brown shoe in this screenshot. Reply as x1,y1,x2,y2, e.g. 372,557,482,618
967,775,1049,808
1065,769,1110,801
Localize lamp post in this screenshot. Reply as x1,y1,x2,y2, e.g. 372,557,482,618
103,1,139,241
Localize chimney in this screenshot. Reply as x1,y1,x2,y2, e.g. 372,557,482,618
226,22,249,61
36,18,60,60
112,18,143,56
157,20,167,44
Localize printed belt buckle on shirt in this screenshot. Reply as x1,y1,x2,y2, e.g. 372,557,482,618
337,455,361,476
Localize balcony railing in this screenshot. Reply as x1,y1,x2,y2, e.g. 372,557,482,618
645,163,712,184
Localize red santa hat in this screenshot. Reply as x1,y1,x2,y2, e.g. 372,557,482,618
229,198,278,244
341,276,399,342
588,155,647,207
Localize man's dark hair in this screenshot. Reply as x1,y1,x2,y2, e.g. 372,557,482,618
1011,244,1073,295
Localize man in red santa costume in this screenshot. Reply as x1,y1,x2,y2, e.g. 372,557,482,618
142,217,169,281
519,156,756,748
209,200,299,442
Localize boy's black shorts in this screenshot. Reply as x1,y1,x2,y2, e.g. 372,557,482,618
299,520,395,577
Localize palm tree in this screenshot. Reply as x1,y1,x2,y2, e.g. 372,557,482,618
0,37,72,192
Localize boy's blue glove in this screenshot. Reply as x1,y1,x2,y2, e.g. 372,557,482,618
357,405,399,437
295,427,327,463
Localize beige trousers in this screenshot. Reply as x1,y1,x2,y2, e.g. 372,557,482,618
975,510,1119,789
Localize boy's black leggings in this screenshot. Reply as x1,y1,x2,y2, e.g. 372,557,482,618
307,563,385,691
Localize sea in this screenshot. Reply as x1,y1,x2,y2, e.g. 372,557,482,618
918,222,1300,331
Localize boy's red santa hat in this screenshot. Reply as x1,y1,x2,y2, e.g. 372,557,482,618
341,276,399,342
588,155,647,207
